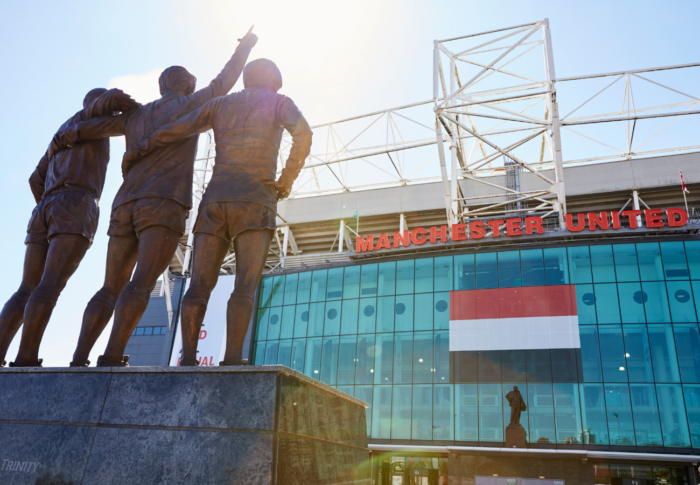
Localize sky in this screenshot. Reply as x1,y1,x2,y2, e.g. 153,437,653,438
0,0,699,366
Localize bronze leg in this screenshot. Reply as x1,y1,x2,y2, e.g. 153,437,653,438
13,234,90,365
71,235,138,366
221,229,272,364
100,225,180,363
0,243,48,365
180,233,230,365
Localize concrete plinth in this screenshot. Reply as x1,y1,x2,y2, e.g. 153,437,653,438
505,424,526,448
0,365,370,485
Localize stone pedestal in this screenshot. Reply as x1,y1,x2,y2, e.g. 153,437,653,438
0,365,370,485
505,424,526,448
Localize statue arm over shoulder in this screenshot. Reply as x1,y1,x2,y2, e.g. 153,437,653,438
187,32,258,109
270,97,312,199
122,99,218,174
28,151,49,204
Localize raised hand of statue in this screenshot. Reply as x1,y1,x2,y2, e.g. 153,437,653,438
238,26,258,48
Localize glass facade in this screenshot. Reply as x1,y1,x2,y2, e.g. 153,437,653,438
253,240,700,449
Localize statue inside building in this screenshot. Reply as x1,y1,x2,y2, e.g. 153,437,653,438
0,88,140,367
47,29,258,367
506,385,527,426
121,58,312,366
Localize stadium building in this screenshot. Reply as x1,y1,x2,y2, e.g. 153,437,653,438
125,20,700,485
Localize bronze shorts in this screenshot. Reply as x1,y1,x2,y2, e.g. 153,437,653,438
194,201,276,243
25,188,99,246
108,198,189,238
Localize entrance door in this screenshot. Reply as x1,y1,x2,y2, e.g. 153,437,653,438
408,468,438,485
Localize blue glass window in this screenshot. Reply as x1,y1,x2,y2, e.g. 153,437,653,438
270,276,285,307
642,282,671,323
660,242,690,280
355,386,373,437
675,324,700,383
629,384,663,446
391,385,412,439
667,281,697,322
341,299,359,334
434,292,450,330
580,383,609,445
604,384,635,446
254,342,266,365
682,384,700,447
296,272,312,303
415,258,434,293
264,341,279,365
376,296,395,333
553,383,582,444
267,307,283,340
375,333,394,384
277,339,292,367
576,284,597,324
290,339,305,373
394,332,413,384
686,241,700,279
433,385,454,440
648,324,681,383
456,384,479,441
599,326,627,382
304,337,322,379
395,294,414,332
413,331,433,383
544,247,569,285
594,283,621,324
259,277,273,308
527,349,552,384
435,256,453,292
568,246,592,284
613,244,640,282
478,383,503,442
337,335,357,385
618,282,646,323
528,383,556,444
520,249,545,287
414,293,433,331
622,325,653,383
371,385,392,439
498,251,521,288
283,273,298,305
396,260,415,294
580,326,603,382
378,262,396,296
326,267,344,300
637,243,664,281
343,266,360,299
358,297,376,334
434,331,450,383
502,350,527,382
280,305,295,339
591,245,616,283
476,252,498,289
293,303,309,338
412,385,433,440
454,254,476,290
255,307,270,341
656,384,691,447
355,335,375,385
360,264,378,296
323,301,342,336
320,336,339,385
310,270,328,302
479,351,502,383
307,302,325,337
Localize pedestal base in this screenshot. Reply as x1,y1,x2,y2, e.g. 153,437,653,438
0,365,370,485
505,424,526,448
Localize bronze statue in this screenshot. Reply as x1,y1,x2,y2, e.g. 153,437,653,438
506,385,527,426
50,30,258,367
122,58,312,366
0,89,140,367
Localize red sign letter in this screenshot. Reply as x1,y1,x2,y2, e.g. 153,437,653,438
469,221,486,239
430,225,448,243
487,219,504,237
375,233,391,250
506,218,523,236
452,223,467,241
621,210,642,228
355,235,374,253
393,230,410,248
566,213,586,232
645,209,664,228
667,208,688,227
524,217,543,234
611,211,621,229
588,212,609,231
199,330,207,340
411,227,428,245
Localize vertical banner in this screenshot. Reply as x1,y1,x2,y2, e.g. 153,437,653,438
169,275,234,366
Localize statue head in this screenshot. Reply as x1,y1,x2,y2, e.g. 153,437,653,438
159,66,197,96
243,59,283,93
513,385,519,391
83,88,108,109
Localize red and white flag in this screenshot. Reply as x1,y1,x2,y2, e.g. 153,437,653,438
680,170,690,194
449,285,580,352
